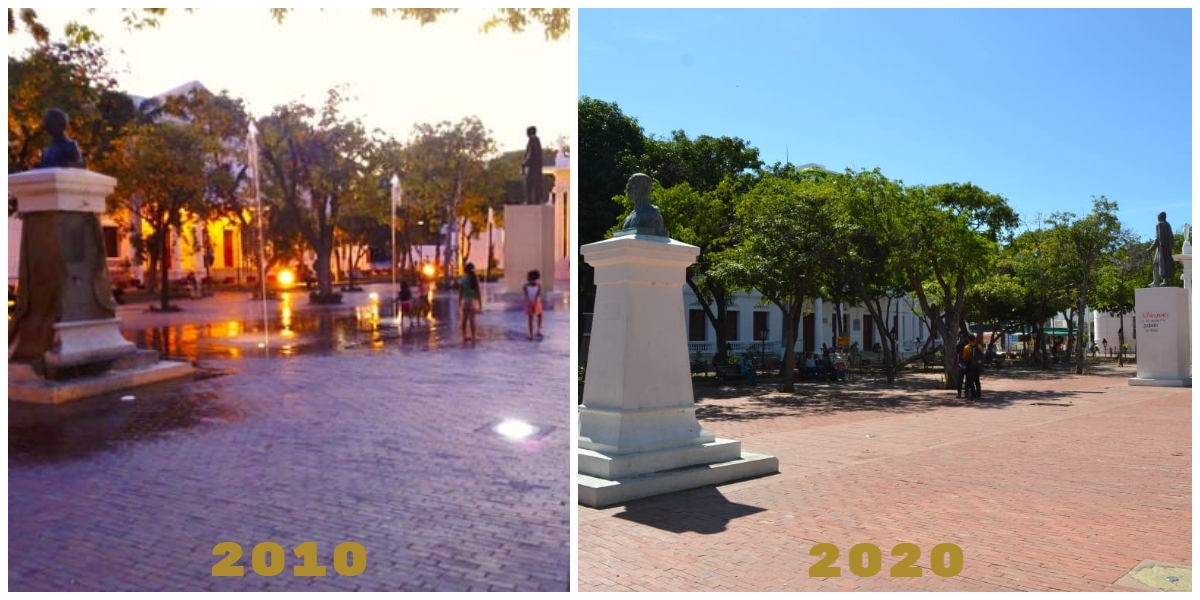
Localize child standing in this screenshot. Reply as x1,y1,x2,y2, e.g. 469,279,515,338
523,269,543,340
459,263,481,342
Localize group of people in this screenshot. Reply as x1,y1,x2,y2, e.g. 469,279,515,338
955,332,986,399
447,262,544,343
801,347,849,380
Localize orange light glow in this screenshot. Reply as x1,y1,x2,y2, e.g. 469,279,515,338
277,269,296,287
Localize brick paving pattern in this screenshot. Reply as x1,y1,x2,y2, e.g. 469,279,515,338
579,365,1191,592
10,287,570,591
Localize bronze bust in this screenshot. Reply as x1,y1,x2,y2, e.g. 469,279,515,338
37,108,86,169
615,173,668,238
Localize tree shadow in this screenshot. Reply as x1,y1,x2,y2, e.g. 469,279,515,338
694,368,1105,423
611,486,767,534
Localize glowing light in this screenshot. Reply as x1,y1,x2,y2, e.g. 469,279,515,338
368,292,379,302
281,293,294,337
421,263,436,279
494,419,538,441
277,269,296,287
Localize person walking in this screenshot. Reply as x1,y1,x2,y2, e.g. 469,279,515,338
459,262,482,342
963,333,985,399
523,269,543,340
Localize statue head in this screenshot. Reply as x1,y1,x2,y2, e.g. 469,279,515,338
527,126,537,137
1158,212,1168,222
43,108,70,140
627,173,652,208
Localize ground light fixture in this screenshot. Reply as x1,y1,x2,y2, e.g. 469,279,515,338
494,419,539,442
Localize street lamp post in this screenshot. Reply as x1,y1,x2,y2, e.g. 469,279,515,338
759,324,769,371
485,206,494,292
390,174,401,325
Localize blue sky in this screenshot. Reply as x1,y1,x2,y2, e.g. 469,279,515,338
580,8,1192,241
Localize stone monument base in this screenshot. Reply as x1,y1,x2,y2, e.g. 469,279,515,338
503,204,555,294
1127,376,1191,388
578,439,779,508
10,350,196,404
1127,287,1191,388
43,318,137,373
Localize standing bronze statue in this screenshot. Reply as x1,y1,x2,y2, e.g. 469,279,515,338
523,126,544,205
1149,211,1177,287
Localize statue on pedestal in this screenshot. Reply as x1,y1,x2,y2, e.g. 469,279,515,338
10,108,119,368
615,173,668,238
1149,212,1177,287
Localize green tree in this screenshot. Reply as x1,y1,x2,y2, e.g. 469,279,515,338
111,120,218,311
8,41,137,176
1048,197,1123,373
895,182,1018,386
642,130,762,192
1004,219,1075,368
256,90,376,302
578,96,648,336
399,116,497,285
1091,232,1150,366
830,168,912,382
712,173,840,392
160,87,256,280
10,8,570,42
578,97,646,250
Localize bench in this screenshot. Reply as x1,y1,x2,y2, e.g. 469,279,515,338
715,363,748,382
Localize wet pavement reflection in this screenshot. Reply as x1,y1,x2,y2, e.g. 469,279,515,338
9,373,240,465
121,292,550,361
9,287,571,591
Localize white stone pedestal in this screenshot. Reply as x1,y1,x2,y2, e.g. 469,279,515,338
1128,287,1191,387
503,205,555,295
578,234,777,507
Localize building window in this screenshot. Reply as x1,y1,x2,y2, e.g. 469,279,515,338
688,309,707,342
753,311,769,340
102,225,120,258
726,310,739,341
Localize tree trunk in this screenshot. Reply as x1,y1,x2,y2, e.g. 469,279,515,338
863,300,896,383
780,302,802,393
159,225,172,312
1117,316,1125,367
1075,297,1086,374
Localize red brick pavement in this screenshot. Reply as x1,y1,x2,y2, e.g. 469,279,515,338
578,366,1191,592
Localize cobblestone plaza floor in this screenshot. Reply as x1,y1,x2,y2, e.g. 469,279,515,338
9,285,570,591
579,363,1191,592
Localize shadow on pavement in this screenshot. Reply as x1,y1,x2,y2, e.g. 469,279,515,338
695,368,1099,423
611,487,767,534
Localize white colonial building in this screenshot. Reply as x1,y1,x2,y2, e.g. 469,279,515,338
681,287,935,361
